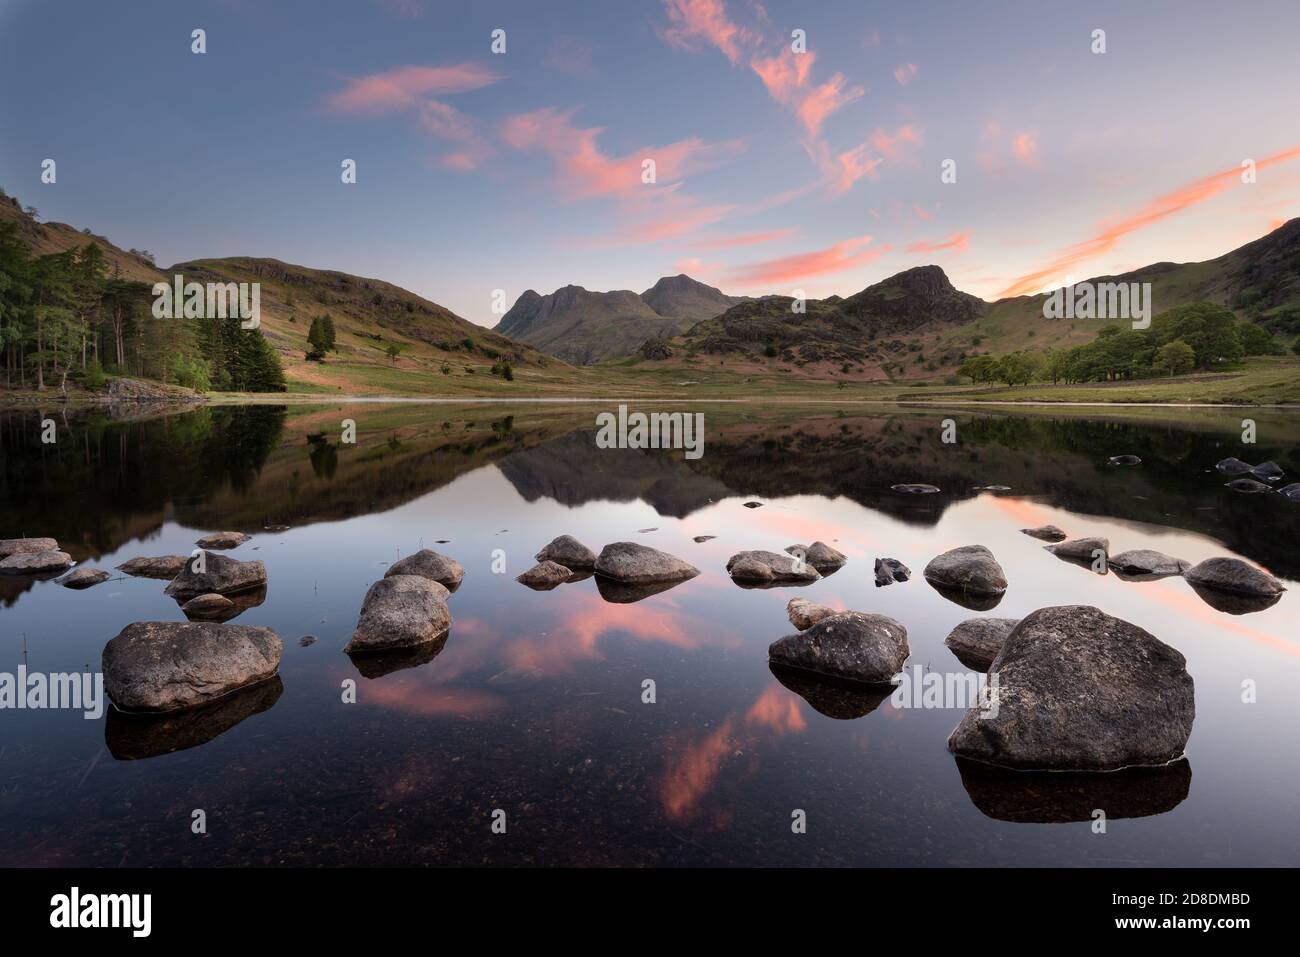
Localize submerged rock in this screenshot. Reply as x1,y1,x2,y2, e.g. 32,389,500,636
0,549,73,574
1225,478,1274,494
516,560,572,590
944,617,1019,671
1249,460,1284,482
594,542,699,584
164,551,267,598
534,535,596,570
1019,525,1067,543
1107,454,1141,466
1107,549,1191,580
768,611,909,685
786,541,847,573
787,597,837,631
385,549,465,591
60,567,111,589
727,549,821,586
891,483,940,494
0,537,59,559
1278,482,1300,502
1184,557,1285,597
947,605,1195,771
1045,536,1109,566
102,621,283,713
1215,457,1254,476
874,557,911,587
346,575,451,654
923,545,1008,597
195,531,251,549
117,555,190,579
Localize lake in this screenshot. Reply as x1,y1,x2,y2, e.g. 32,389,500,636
1,401,1297,866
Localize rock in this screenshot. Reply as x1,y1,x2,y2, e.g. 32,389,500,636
1249,460,1284,482
873,557,911,586
1225,478,1274,493
692,535,716,543
1215,457,1254,476
60,567,111,589
944,618,1019,671
891,483,940,494
787,597,837,631
947,605,1195,771
299,635,317,647
384,549,465,591
534,535,596,570
1184,557,1285,597
1279,483,1300,502
1107,454,1141,466
181,593,235,616
0,549,73,573
345,574,451,654
768,612,909,685
742,501,764,508
102,621,283,713
594,542,700,584
1107,549,1191,580
263,524,291,532
923,545,1008,597
516,560,572,590
1045,536,1109,565
786,541,847,572
1019,525,1067,542
195,531,251,549
164,551,267,598
117,555,190,579
726,549,820,585
0,537,59,559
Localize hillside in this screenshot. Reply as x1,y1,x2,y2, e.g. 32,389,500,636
494,274,744,364
0,193,164,283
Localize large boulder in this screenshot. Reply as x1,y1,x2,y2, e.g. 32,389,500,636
385,549,465,591
786,541,847,572
944,618,1019,671
195,531,251,549
786,597,837,631
923,545,1007,597
345,574,451,654
947,605,1195,771
0,537,59,559
61,567,111,589
102,621,283,713
595,542,699,584
1045,536,1108,566
0,549,72,573
164,551,267,598
1184,557,1285,597
117,555,190,579
768,612,909,685
1107,549,1191,580
534,535,596,570
726,549,820,585
516,561,572,590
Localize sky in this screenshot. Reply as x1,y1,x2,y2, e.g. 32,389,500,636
2,0,1299,327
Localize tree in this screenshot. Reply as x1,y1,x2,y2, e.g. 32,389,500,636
386,343,401,364
1237,321,1282,356
306,316,328,361
1154,339,1195,377
1150,302,1243,367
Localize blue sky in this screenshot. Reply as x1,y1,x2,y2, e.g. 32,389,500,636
2,0,1299,326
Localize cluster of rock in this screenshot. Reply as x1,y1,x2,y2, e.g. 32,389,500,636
1216,457,1298,499
0,537,74,576
514,536,700,602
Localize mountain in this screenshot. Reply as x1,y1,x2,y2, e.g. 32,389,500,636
494,274,745,364
0,193,164,283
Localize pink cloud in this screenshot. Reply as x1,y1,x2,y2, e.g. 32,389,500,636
660,0,758,63
806,140,882,194
906,231,971,255
324,62,502,114
893,62,918,86
870,124,922,160
1013,131,1040,167
691,227,797,248
418,100,495,169
728,234,889,286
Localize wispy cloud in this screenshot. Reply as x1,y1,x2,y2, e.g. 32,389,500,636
324,63,502,114
1000,144,1300,296
893,62,918,86
728,234,888,286
691,227,797,248
660,0,757,63
907,231,971,255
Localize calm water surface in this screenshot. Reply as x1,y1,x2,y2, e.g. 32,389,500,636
1,402,1298,866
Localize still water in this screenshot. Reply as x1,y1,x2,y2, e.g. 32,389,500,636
1,402,1297,866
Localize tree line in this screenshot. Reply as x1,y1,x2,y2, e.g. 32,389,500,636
0,198,285,394
957,302,1291,386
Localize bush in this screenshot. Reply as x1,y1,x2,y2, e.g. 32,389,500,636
81,359,108,391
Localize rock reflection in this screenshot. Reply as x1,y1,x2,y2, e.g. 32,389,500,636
595,575,690,604
105,676,283,760
926,580,1006,611
347,631,450,679
769,663,891,720
1187,583,1283,615
955,756,1192,823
